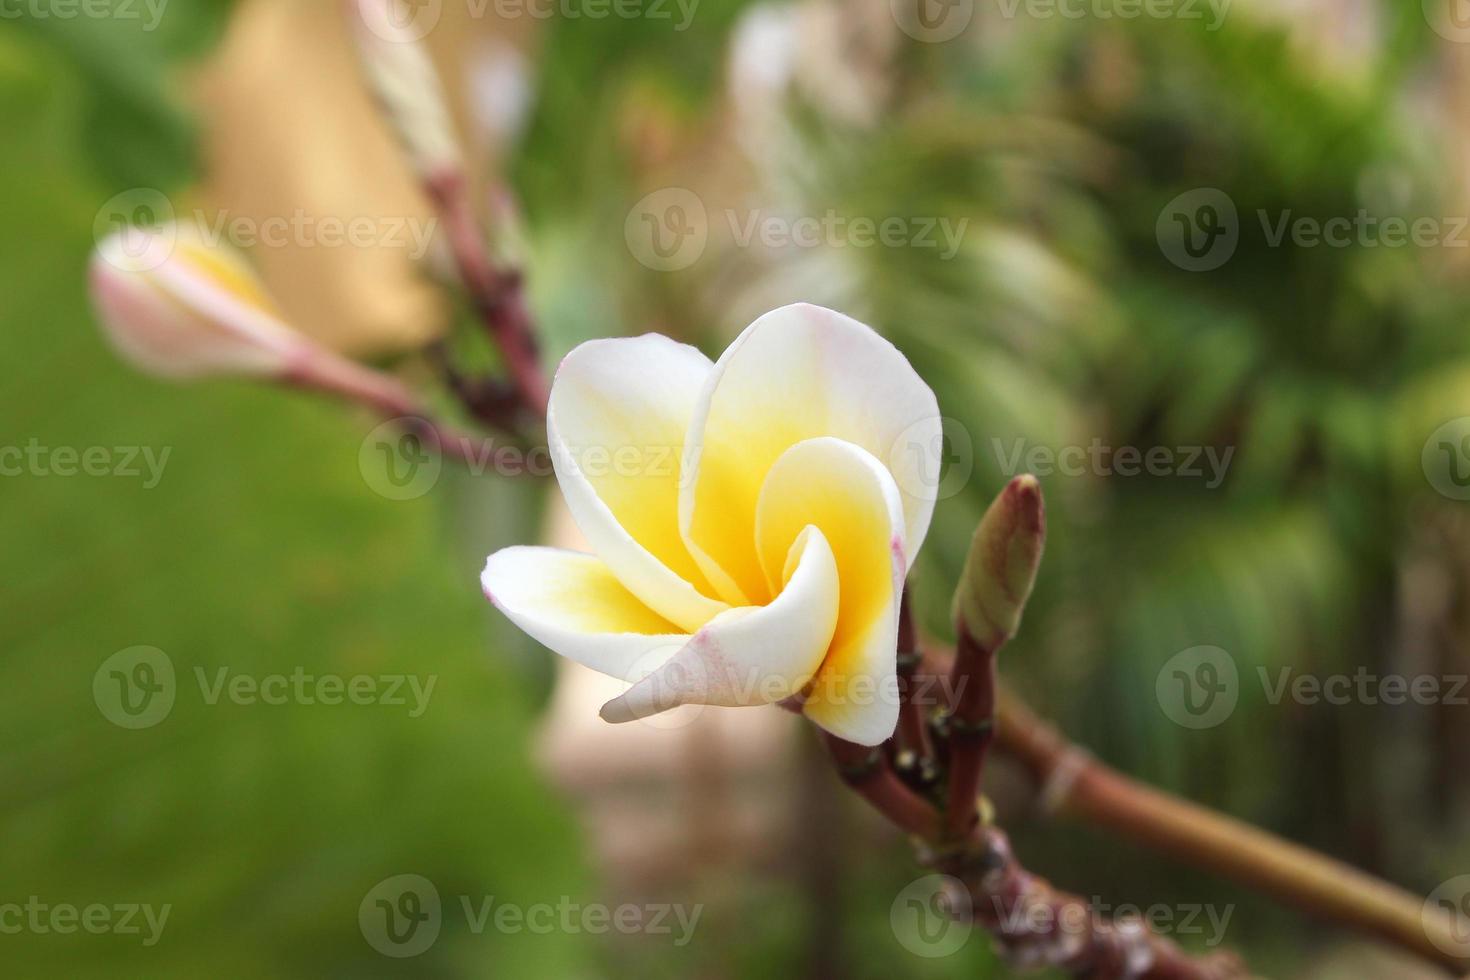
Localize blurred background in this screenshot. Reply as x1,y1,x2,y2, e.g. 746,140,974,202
5,0,1470,976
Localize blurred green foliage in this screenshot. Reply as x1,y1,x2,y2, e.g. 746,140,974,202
1,6,596,978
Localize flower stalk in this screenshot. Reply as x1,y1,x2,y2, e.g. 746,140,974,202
822,733,940,840
945,474,1046,840
280,351,486,465
893,588,936,783
424,168,549,420
347,0,549,423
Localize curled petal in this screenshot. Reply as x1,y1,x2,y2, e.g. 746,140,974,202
599,525,840,724
482,546,687,681
680,303,940,605
755,437,905,746
549,336,729,632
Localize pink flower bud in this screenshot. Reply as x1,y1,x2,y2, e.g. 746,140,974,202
90,223,424,419
89,224,304,380
953,475,1047,652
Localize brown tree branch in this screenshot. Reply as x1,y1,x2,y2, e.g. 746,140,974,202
992,686,1470,975
425,170,549,421
943,621,1000,840
912,642,1469,974
893,588,937,784
823,734,941,840
930,825,1245,979
823,701,1244,978
282,352,490,466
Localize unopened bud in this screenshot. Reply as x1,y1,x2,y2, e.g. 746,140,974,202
349,0,464,180
90,223,422,417
90,224,304,379
952,475,1046,651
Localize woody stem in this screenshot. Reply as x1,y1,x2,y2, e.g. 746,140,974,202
894,588,935,779
942,621,1000,840
424,169,549,421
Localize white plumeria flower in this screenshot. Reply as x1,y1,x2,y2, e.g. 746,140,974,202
482,304,942,745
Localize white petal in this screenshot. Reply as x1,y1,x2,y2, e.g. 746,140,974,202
599,525,839,724
549,335,730,632
756,437,905,746
679,303,940,606
481,546,689,681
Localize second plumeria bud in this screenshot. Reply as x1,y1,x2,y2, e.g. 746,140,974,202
90,222,425,419
350,0,464,180
952,475,1046,652
90,223,305,380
